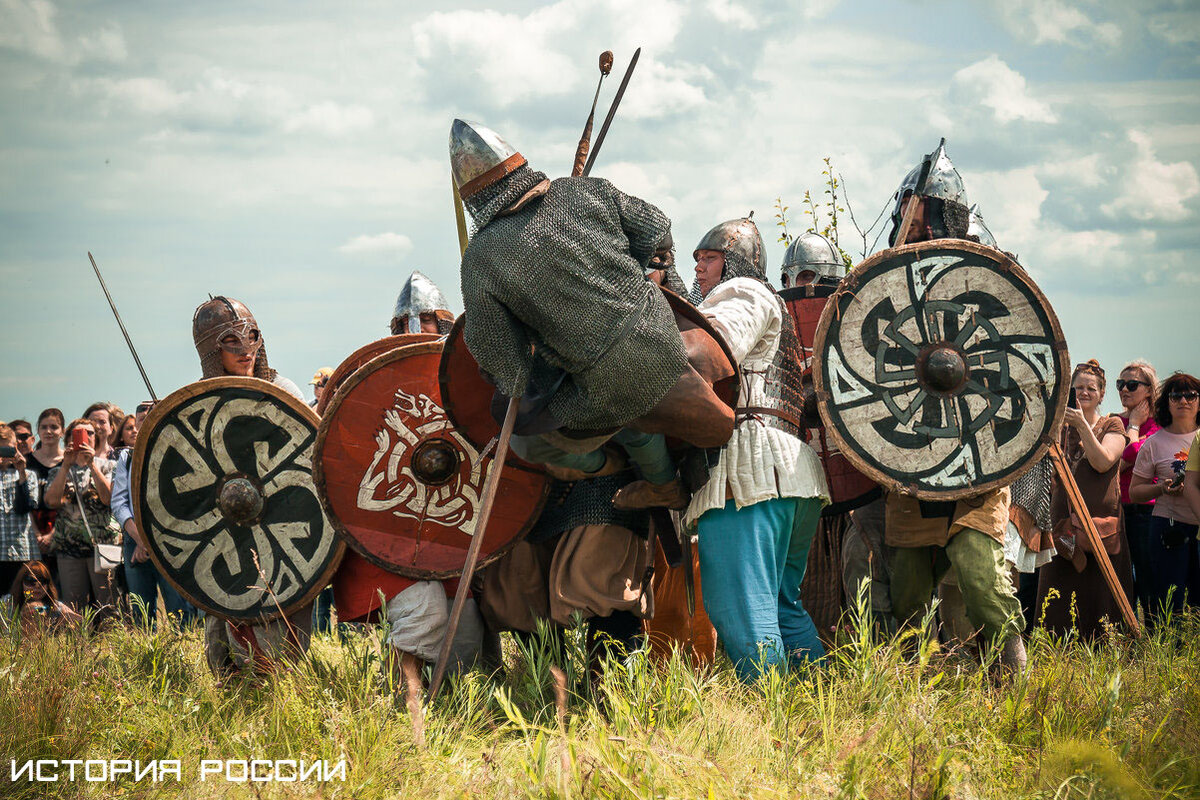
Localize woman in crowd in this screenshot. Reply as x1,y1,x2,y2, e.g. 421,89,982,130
112,411,137,454
1129,372,1200,627
9,560,81,635
26,409,64,585
44,417,120,616
1114,360,1160,617
82,403,118,459
1036,360,1134,639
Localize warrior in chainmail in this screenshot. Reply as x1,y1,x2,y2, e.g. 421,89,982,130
887,139,975,247
879,141,1028,672
391,270,456,335
191,295,313,677
450,119,729,508
666,214,830,683
780,231,847,289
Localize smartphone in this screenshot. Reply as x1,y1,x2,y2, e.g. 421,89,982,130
0,445,15,458
70,428,92,449
1168,472,1186,489
1067,386,1078,409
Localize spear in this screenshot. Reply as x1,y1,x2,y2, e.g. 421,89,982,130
572,50,614,177
88,252,158,402
581,47,641,177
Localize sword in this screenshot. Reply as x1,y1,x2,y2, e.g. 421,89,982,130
451,177,470,257
427,394,520,701
892,137,940,248
581,47,641,177
88,252,158,402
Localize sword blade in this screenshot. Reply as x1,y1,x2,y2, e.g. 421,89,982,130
581,47,641,177
88,252,158,402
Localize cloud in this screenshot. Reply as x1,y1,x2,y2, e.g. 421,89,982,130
0,0,64,60
1148,11,1200,46
950,56,1056,124
76,22,127,63
707,0,758,30
1101,130,1200,222
337,232,414,260
284,102,374,136
989,0,1121,48
410,0,694,114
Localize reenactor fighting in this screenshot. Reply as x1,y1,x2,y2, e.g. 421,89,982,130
93,48,1153,705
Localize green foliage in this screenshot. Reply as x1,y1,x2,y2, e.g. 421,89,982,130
776,158,866,269
2,610,1199,799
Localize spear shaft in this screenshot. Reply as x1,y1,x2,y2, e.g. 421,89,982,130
88,252,158,402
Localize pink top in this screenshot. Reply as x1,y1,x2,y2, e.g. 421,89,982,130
1117,413,1160,505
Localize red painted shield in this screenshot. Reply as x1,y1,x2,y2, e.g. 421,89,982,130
313,340,548,579
316,333,442,416
780,284,879,515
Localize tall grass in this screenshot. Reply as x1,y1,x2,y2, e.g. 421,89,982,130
2,599,1197,799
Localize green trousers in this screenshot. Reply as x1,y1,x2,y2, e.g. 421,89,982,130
890,528,1023,643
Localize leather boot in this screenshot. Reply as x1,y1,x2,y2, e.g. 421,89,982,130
611,478,688,510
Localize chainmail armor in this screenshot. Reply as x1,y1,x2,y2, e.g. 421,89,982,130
1010,455,1053,533
737,298,806,437
526,471,650,544
461,172,687,430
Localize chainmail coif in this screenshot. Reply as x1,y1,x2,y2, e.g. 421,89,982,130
460,172,688,431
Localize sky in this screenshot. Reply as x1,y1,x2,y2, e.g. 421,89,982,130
1,0,1198,420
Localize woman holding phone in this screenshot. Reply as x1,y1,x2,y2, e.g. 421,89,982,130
44,418,119,615
1130,372,1200,627
1036,360,1133,639
1113,361,1160,616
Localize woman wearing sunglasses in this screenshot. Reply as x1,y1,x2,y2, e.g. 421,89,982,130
8,560,81,635
1036,360,1134,639
1130,372,1200,628
1114,361,1160,617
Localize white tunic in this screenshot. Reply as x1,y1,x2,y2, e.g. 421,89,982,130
683,277,830,527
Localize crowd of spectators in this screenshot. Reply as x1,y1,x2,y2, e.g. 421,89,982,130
3,363,1199,642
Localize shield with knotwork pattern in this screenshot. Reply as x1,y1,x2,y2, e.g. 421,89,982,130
812,239,1069,500
132,377,344,622
313,340,548,579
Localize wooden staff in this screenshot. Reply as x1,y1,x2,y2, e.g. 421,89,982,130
1047,441,1141,635
426,395,520,700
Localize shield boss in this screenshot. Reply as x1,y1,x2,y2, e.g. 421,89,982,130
812,240,1069,500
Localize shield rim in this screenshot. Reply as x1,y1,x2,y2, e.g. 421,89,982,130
313,340,549,580
315,333,442,415
811,238,1069,501
131,376,346,623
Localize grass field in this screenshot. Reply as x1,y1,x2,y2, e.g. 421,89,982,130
2,599,1198,800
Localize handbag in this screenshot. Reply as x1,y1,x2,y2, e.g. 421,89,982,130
93,542,122,573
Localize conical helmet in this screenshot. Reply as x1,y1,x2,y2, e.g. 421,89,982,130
967,203,998,249
781,231,845,287
192,296,274,380
888,138,970,244
692,215,766,291
391,270,455,335
449,119,527,200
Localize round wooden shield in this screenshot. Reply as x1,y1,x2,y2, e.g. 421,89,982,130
813,240,1069,500
781,284,880,516
314,341,549,579
316,333,442,416
131,377,344,622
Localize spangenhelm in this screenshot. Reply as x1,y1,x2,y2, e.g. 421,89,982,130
967,203,998,249
781,231,845,287
692,215,766,299
391,270,456,335
449,119,527,200
192,296,274,380
888,138,970,245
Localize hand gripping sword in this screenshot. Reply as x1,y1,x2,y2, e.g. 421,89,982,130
88,252,158,402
